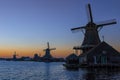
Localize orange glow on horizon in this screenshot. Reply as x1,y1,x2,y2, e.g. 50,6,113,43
0,47,74,58
0,45,119,58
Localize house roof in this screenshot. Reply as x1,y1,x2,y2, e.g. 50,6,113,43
66,53,78,59
79,41,120,57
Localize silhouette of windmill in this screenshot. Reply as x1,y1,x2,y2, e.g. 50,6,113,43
43,42,56,58
71,4,117,53
13,51,18,60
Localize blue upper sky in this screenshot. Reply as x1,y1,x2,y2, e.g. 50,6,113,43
0,0,120,57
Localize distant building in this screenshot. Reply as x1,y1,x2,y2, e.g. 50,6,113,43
20,56,31,61
66,53,79,64
63,53,79,69
33,53,40,61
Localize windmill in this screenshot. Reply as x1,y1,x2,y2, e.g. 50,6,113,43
13,51,18,60
71,4,117,53
43,42,56,58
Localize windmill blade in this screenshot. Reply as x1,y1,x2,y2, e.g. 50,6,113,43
47,42,50,49
87,4,93,23
50,48,56,50
71,26,85,31
71,26,85,33
97,19,117,27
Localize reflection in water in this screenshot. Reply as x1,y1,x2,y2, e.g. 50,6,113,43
83,68,120,80
0,61,120,80
44,63,50,80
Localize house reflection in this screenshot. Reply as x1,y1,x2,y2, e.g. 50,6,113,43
83,68,120,80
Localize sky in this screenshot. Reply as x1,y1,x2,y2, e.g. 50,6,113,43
0,0,120,58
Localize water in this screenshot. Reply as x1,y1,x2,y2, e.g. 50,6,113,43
0,61,120,80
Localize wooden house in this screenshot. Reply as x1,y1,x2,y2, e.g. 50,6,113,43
79,41,120,65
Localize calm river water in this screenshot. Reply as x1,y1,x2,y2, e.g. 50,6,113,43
0,61,120,80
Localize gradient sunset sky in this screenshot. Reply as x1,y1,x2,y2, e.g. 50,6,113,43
0,0,120,58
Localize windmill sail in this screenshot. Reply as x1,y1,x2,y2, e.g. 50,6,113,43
87,4,93,23
97,19,117,27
